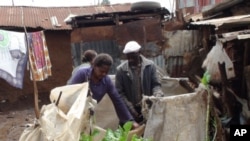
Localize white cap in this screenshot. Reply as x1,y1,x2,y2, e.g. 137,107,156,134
123,41,141,54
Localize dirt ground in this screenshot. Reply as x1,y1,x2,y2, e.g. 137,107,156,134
0,93,50,141
0,89,120,141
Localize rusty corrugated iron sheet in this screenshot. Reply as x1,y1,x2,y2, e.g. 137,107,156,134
71,26,114,42
71,40,166,74
71,40,121,74
0,4,131,30
163,30,202,77
115,19,164,46
71,19,164,47
190,14,250,29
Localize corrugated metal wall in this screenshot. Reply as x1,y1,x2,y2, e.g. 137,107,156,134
149,55,166,73
71,40,121,74
163,30,201,77
71,40,167,75
71,30,202,77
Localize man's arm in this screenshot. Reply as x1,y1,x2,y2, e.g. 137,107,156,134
115,69,139,117
151,64,164,97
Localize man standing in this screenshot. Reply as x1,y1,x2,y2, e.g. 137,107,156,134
115,41,164,124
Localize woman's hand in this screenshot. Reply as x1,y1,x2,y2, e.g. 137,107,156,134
132,121,140,130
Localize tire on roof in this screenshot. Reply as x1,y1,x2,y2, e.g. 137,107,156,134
131,1,161,11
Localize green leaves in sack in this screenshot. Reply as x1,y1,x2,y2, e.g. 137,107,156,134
202,71,211,87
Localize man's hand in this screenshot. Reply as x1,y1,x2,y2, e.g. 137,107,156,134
153,90,164,97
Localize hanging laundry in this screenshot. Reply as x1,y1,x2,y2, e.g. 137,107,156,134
0,29,28,89
27,31,52,81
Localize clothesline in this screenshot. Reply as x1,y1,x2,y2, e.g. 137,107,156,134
0,29,52,89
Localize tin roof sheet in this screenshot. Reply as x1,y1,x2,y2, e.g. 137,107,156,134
0,4,131,30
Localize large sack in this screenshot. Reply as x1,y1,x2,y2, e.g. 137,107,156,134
49,83,92,114
19,83,96,141
20,82,144,141
142,90,208,141
161,77,189,96
95,94,119,130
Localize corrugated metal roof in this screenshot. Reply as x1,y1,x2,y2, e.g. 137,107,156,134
190,14,250,29
0,4,131,30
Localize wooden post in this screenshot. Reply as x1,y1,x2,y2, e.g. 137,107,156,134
21,6,40,119
24,30,40,119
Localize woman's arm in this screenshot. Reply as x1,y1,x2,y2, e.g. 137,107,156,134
106,76,134,124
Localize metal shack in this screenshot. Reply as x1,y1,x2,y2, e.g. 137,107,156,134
66,1,170,73
65,0,170,131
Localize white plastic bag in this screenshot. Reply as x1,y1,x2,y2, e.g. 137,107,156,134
202,40,235,82
19,83,96,141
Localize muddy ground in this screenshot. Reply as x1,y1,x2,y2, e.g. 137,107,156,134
0,90,120,141
0,93,50,141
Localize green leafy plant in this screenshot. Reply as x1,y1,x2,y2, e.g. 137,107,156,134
79,121,152,141
79,129,100,141
102,121,131,141
201,71,211,87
